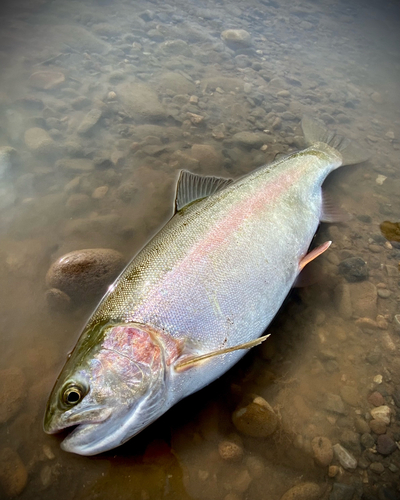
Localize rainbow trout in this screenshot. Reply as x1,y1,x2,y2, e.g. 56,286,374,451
44,117,368,455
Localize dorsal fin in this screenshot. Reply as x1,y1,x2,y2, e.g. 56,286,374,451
174,170,233,213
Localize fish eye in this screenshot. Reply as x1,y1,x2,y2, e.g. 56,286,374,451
62,384,85,406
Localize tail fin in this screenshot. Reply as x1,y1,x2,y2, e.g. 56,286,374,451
301,115,370,166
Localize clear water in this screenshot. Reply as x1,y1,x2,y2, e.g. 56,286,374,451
0,0,399,499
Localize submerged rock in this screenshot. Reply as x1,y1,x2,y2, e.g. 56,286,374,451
117,83,167,122
232,396,278,437
332,443,357,470
77,108,102,135
0,448,28,497
28,71,65,90
280,482,321,500
221,29,252,49
46,248,125,301
338,257,368,282
311,436,333,467
24,127,56,155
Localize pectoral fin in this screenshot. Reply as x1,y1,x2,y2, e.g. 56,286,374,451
299,241,331,271
174,334,270,372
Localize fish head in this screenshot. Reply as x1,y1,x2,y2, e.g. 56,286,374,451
44,322,168,455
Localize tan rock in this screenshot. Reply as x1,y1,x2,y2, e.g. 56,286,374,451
280,482,321,500
190,144,224,172
232,396,278,438
0,448,28,497
24,127,56,155
349,281,377,318
28,70,65,90
311,436,333,467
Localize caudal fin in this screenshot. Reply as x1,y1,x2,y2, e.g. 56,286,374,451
301,115,370,166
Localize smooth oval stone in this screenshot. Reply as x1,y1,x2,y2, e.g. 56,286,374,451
46,248,125,300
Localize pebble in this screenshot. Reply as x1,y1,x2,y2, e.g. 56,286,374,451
24,127,56,155
77,108,102,135
369,421,385,436
232,131,267,149
360,433,375,449
280,482,321,500
369,462,385,474
0,448,28,497
218,437,243,462
370,406,391,425
329,483,355,500
324,394,346,415
232,396,278,438
377,288,391,298
368,391,385,407
230,467,252,493
328,465,339,477
332,443,357,470
92,186,109,199
221,29,252,49
338,257,369,282
311,436,333,466
376,434,397,455
46,248,125,300
28,70,65,90
118,82,167,122
0,367,26,424
190,144,224,171
340,386,360,406
244,456,264,478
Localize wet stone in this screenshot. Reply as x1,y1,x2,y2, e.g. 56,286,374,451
28,70,65,90
332,443,357,470
369,419,387,435
370,462,385,474
232,396,278,438
340,386,360,407
0,448,28,497
77,108,102,135
329,483,355,500
46,248,125,301
370,406,391,425
338,257,369,282
231,131,267,149
24,127,56,155
218,437,243,462
324,394,346,415
311,436,333,467
377,288,391,298
0,367,26,424
340,429,361,455
368,391,385,407
221,29,252,49
392,387,400,408
56,158,95,172
350,281,377,318
280,482,321,500
376,434,397,455
360,433,375,449
66,193,91,214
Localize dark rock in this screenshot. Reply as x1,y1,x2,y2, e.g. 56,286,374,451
392,386,400,408
329,483,355,500
376,434,397,455
324,394,346,414
338,257,369,282
360,433,375,449
368,391,385,407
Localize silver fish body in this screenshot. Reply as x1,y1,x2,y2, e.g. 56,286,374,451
44,118,368,455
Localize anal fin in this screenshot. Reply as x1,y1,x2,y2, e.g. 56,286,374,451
299,241,331,271
174,334,270,372
321,190,351,223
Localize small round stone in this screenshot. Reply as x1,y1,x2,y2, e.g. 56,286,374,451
0,448,28,497
311,436,333,467
232,396,278,437
376,434,397,455
107,91,117,100
369,462,385,474
367,391,385,407
218,439,243,462
369,419,387,435
280,482,321,500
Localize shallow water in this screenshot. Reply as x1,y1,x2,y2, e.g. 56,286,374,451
0,0,399,498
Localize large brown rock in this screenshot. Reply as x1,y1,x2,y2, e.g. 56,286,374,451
46,248,125,300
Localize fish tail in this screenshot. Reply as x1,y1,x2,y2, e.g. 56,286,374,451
301,115,370,165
